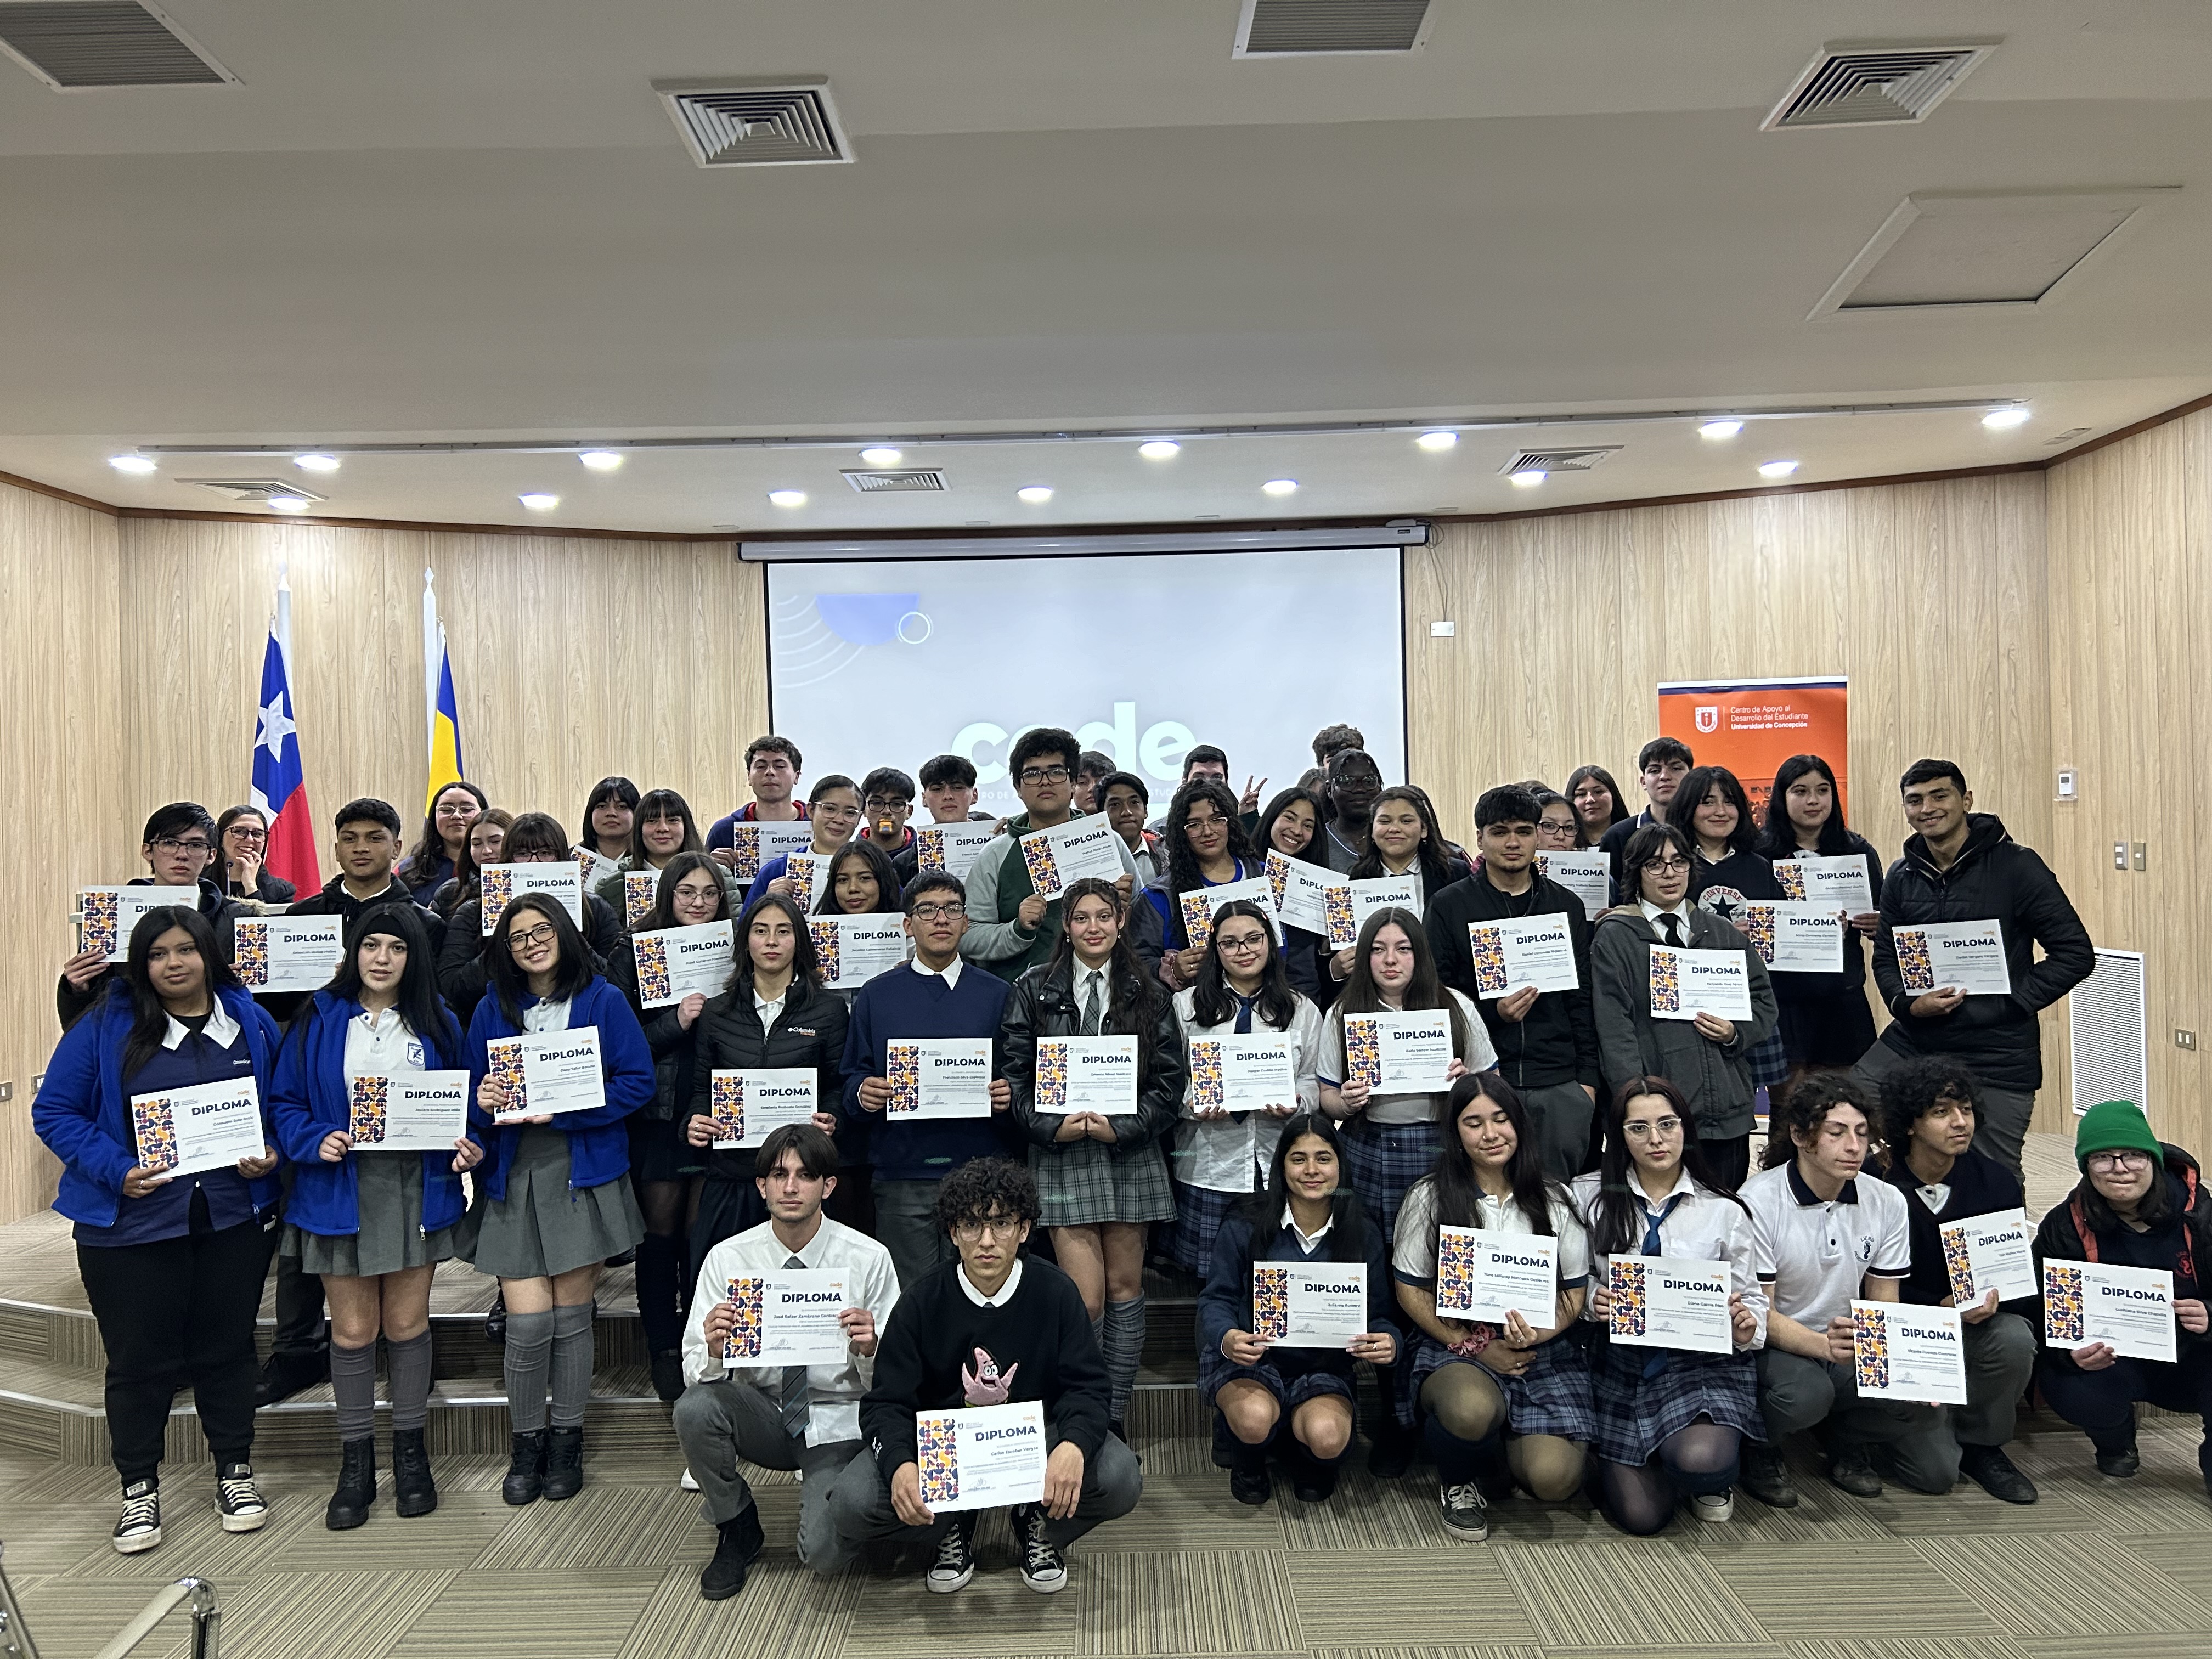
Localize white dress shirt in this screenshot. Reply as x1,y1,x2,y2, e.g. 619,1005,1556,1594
1320,989,1498,1126
910,956,964,990
1171,986,1323,1193
957,1257,1024,1307
1392,1177,1592,1290
1570,1167,1768,1346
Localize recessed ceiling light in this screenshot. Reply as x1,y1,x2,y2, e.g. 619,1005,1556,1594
1415,430,1458,452
578,450,624,471
1981,407,2030,430
108,454,156,474
268,494,311,512
859,446,902,467
1698,420,1743,440
768,489,806,507
1509,469,1547,488
518,492,560,511
1138,440,1181,460
1758,460,1800,479
1261,478,1299,496
294,453,341,473
1017,486,1054,503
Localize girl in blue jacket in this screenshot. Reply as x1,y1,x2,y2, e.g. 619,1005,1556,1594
31,905,282,1556
465,891,654,1506
268,903,482,1532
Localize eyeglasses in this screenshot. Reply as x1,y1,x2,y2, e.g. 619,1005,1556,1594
1216,932,1269,955
815,805,862,824
225,826,267,842
435,803,475,820
1623,1117,1683,1139
506,923,557,952
2086,1150,2153,1172
910,901,966,922
952,1217,1023,1242
1018,766,1072,785
862,796,909,812
1642,857,1692,875
151,837,212,855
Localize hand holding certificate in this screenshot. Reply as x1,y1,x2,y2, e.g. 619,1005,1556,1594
1647,946,1754,1022
1342,1011,1454,1093
1435,1226,1558,1327
1266,850,1338,936
915,1401,1048,1515
809,915,909,991
480,863,584,934
1852,1300,1969,1404
723,821,813,883
1187,1035,1297,1116
486,1028,606,1122
1606,1259,1733,1355
710,1069,819,1148
131,1079,267,1178
914,822,996,879
1251,1262,1368,1348
1178,875,1278,946
1739,902,1845,975
720,1269,850,1367
1465,916,1578,998
1894,921,2013,997
1034,1036,1138,1115
349,1072,471,1152
885,1040,993,1119
232,915,347,993
2042,1259,2177,1362
629,922,735,1008
1018,816,1125,899
1939,1209,2038,1305
1324,876,1419,950
80,885,200,962
1774,853,1875,914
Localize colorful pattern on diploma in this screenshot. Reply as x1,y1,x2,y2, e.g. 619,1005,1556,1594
1019,835,1061,896
1252,1265,1291,1340
885,1044,922,1116
1649,948,1681,1014
81,890,121,958
1466,924,1510,996
721,1277,765,1362
915,827,951,872
917,1417,961,1506
479,866,516,931
1775,862,1809,901
725,826,765,882
1343,1019,1382,1090
2043,1263,2087,1344
631,934,673,1005
1853,1304,1892,1391
1942,1227,1977,1306
624,871,657,928
1265,853,1288,910
349,1076,389,1144
1035,1042,1070,1111
132,1096,183,1172
1188,1040,1226,1113
809,919,841,986
1435,1229,1476,1315
1741,906,1777,964
710,1074,746,1142
1179,889,1223,947
232,921,272,987
486,1037,528,1114
1322,885,1356,948
1896,928,1936,992
1610,1260,1649,1338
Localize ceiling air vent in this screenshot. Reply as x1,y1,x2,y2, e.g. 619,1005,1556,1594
657,81,851,167
180,478,326,503
2045,427,2094,446
842,469,946,494
0,1,232,89
1233,0,1434,57
1500,447,1620,475
1763,40,1997,130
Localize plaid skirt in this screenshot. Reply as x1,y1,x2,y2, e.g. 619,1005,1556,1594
1746,1028,1791,1090
1031,1136,1175,1228
1340,1119,1441,1244
1198,1340,1357,1411
1404,1329,1595,1442
1589,1334,1765,1466
1167,1181,1245,1276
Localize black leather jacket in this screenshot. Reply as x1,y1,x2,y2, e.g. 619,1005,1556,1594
1001,956,1188,1152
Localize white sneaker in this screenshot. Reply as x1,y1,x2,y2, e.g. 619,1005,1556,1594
1690,1488,1735,1523
679,1468,700,1492
112,1480,162,1554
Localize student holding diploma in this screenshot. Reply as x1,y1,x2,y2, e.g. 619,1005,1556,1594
430,807,509,920
606,852,730,1401
1339,786,1471,949
1590,822,1775,1190
590,788,732,918
2032,1101,2212,1498
1570,1079,1765,1535
1392,1075,1593,1541
745,774,864,911
1678,766,1791,1099
682,893,849,1264
465,893,655,1506
963,726,1139,980
822,1159,1142,1596
1255,785,1331,1006
32,905,282,1555
438,812,624,1024
1005,877,1188,1440
58,800,252,1031
1873,1058,2041,1504
1141,778,1263,990
267,904,481,1530
1756,754,1884,1077
675,1125,898,1602
1199,1114,1396,1506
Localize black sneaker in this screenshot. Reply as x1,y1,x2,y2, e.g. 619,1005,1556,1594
112,1479,161,1555
699,1506,764,1601
1958,1443,2039,1505
1013,1503,1068,1594
216,1462,269,1532
1739,1442,1799,1509
650,1351,685,1404
2095,1436,2140,1479
253,1349,328,1408
926,1513,976,1594
503,1428,548,1505
1440,1479,1489,1541
1826,1443,1882,1498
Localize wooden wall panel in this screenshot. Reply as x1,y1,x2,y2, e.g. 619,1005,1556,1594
0,483,129,1224
2046,407,2212,1150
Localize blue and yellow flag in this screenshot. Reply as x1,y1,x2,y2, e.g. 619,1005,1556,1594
423,568,465,812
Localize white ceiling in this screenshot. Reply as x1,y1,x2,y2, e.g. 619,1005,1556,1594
0,0,2206,532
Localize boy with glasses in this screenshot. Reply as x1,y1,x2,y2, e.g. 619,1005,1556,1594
57,802,251,1030
960,727,1137,978
819,1158,1142,1594
860,766,917,862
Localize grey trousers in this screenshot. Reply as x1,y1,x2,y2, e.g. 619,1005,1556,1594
1850,1040,2036,1181
670,1379,862,1566
1757,1348,1942,1477
815,1425,1143,1578
1881,1311,2039,1491
1521,1080,1598,1183
873,1177,957,1290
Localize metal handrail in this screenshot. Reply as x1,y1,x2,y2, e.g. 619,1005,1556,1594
0,1542,221,1659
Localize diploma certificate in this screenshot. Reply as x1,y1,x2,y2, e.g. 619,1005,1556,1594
1534,850,1610,920
1266,851,1338,936
1034,1036,1139,1115
80,885,201,962
1435,1226,1558,1324
1251,1262,1368,1348
131,1077,265,1177
480,863,584,934
913,822,997,879
1178,876,1278,946
809,915,909,991
1607,1259,1733,1356
885,1039,994,1120
1324,876,1419,950
1894,921,2013,997
1852,1300,1969,1404
710,1068,819,1149
1465,915,1579,998
629,922,736,1009
487,1027,606,1122
1739,902,1846,974
917,1400,1048,1514
1939,1208,2038,1305
783,852,822,914
1187,1035,1297,1115
723,821,814,883
721,1269,850,1368
1774,852,1875,914
1342,1010,1454,1093
2042,1258,2177,1363
1018,816,1126,900
349,1071,470,1152
1647,945,1755,1022
622,870,659,928
232,915,347,993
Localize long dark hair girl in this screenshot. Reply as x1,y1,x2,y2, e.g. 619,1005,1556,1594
1333,906,1469,1061
402,780,489,882
1162,778,1257,900
1047,876,1161,1075
486,892,595,1027
1756,753,1857,859
1565,764,1631,848
1189,899,1299,1030
1584,1075,1746,1257
1255,785,1328,868
1427,1071,1560,1238
579,776,641,859
813,836,902,916
732,891,822,996
1348,785,1459,892
1238,1111,1373,1263
444,806,514,916
638,851,731,934
328,903,463,1058
117,906,241,1076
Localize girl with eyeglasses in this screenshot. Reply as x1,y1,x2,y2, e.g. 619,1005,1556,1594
399,781,489,904
809,835,905,1235
744,775,864,911
1571,1077,1765,1534
2033,1102,2212,1496
1143,778,1265,992
214,804,295,906
436,812,624,1024
464,893,656,1506
1533,790,1581,853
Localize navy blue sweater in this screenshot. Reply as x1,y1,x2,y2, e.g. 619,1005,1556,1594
839,962,1013,1181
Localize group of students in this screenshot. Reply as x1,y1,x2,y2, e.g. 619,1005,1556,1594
32,717,2209,1607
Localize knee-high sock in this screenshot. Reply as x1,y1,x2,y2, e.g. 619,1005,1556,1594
549,1303,596,1430
503,1310,554,1434
386,1330,435,1433
330,1340,379,1442
635,1232,684,1354
1101,1296,1146,1427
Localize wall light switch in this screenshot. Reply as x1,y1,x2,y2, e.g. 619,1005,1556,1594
2132,842,2147,871
2113,841,2129,871
1429,620,1455,637
0,1082,12,1103
2177,1029,2197,1051
2056,768,2077,800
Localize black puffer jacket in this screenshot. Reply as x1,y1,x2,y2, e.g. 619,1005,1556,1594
1870,814,2094,1092
2031,1144,2209,1373
57,877,253,1031
605,934,707,1125
682,977,849,1184
437,891,624,1024
1001,956,1187,1151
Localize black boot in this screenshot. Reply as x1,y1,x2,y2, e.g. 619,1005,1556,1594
1288,1442,1344,1503
1229,1438,1272,1506
544,1425,585,1501
485,1288,507,1346
650,1352,685,1404
503,1429,548,1505
324,1436,376,1531
391,1427,438,1518
699,1506,765,1601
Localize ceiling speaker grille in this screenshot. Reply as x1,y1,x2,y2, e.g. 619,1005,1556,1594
1763,41,1996,129
0,1,228,88
1234,0,1433,57
659,83,850,167
2070,948,2147,1118
843,469,946,493
180,478,326,502
1502,447,1620,475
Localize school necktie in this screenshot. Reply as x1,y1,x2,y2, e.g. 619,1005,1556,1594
779,1253,811,1440
1233,994,1255,1036
1658,913,1683,947
1081,970,1104,1036
1639,1194,1687,1378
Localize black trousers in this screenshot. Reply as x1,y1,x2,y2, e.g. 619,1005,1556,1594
77,1207,280,1483
268,1160,328,1358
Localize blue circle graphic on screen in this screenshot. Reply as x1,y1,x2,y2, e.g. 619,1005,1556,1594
814,592,922,646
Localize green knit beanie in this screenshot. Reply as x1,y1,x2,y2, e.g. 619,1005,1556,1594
2075,1100,2162,1169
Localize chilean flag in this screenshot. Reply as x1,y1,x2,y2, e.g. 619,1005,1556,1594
251,577,320,892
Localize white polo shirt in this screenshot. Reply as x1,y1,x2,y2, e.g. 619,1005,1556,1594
1743,1161,1911,1329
